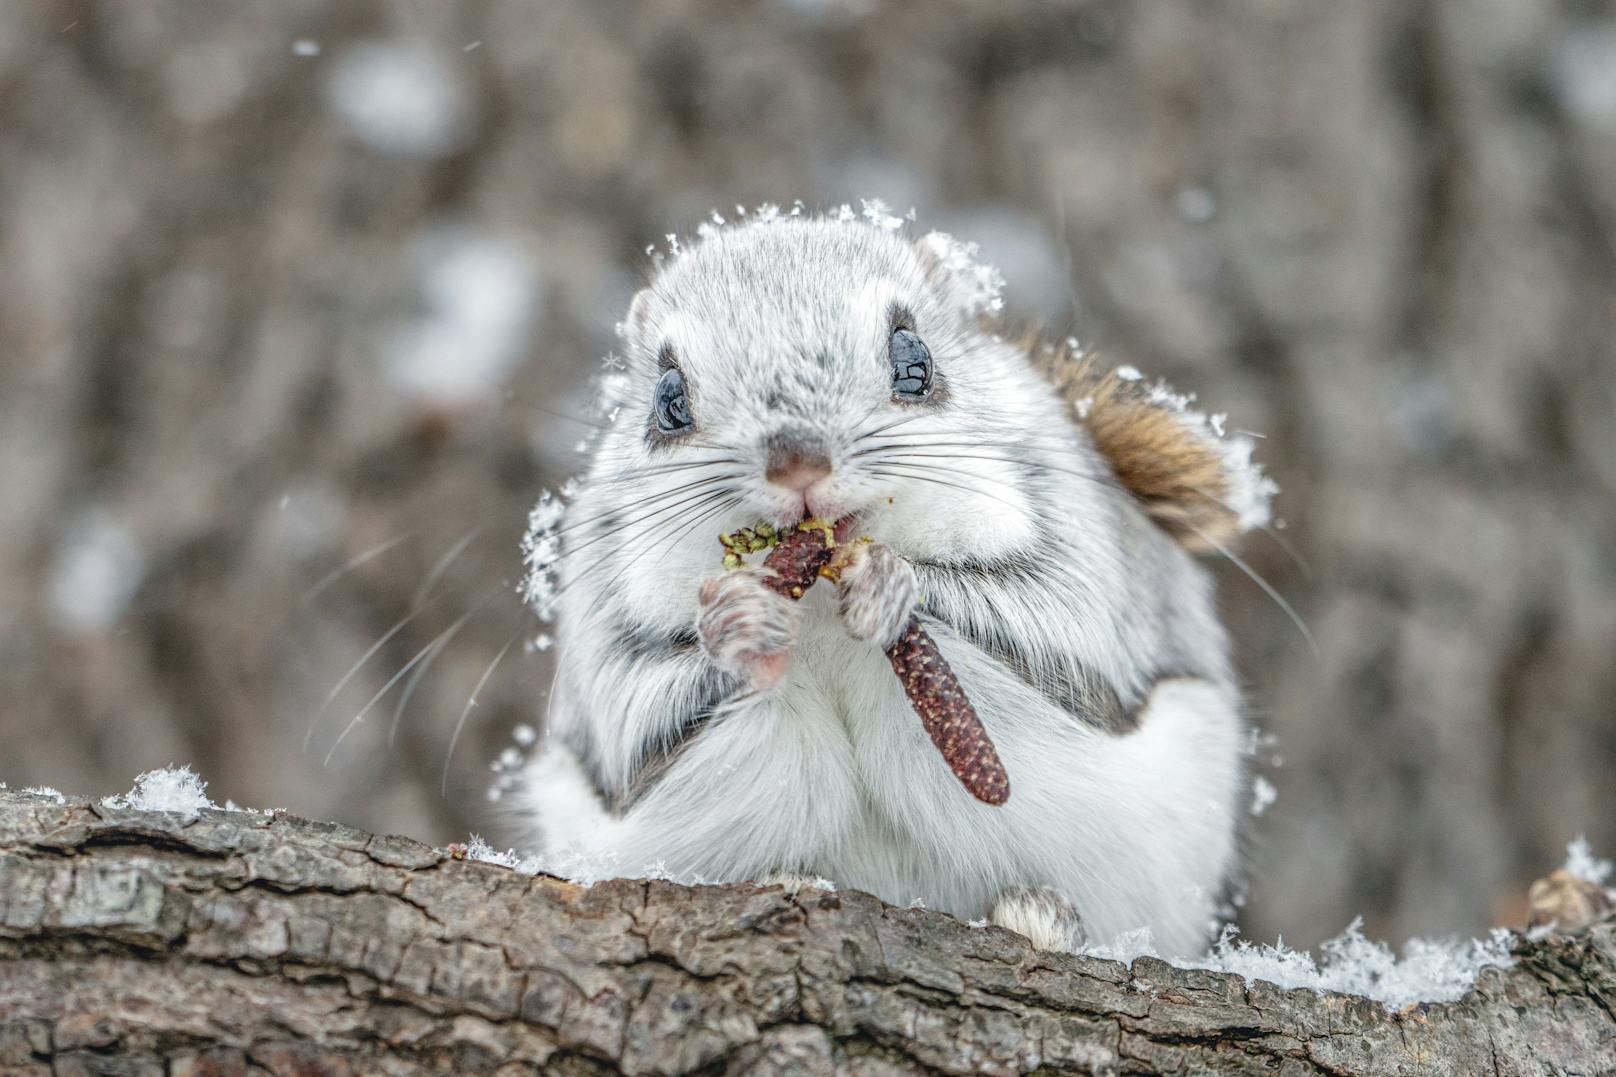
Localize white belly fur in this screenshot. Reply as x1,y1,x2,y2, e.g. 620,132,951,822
525,595,1245,958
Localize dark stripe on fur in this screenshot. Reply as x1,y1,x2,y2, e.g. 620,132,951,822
910,556,1138,735
614,664,734,814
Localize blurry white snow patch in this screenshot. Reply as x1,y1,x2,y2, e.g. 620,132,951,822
269,478,347,561
48,509,145,634
1552,25,1616,127
1395,373,1456,456
385,227,539,407
1173,185,1217,223
487,720,540,803
1249,775,1276,817
104,765,216,824
292,39,321,57
21,786,65,804
1080,918,1515,1009
326,42,474,158
1564,835,1613,886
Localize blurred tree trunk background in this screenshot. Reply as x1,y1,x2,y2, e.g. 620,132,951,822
1,0,1613,951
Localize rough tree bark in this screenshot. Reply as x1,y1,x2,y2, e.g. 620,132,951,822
1,790,1611,1076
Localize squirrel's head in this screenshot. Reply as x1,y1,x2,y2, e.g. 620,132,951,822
602,215,1049,558
526,209,1274,624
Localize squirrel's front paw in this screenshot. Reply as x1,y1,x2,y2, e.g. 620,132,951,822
833,541,917,650
698,568,801,690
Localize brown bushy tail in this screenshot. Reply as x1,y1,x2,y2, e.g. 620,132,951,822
1034,342,1272,554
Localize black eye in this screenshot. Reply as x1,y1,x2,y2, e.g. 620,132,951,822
890,328,932,400
653,367,693,434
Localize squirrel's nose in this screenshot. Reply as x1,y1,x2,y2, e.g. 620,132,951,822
765,447,832,492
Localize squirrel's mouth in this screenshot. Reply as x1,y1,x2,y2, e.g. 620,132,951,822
757,469,892,539
763,488,846,530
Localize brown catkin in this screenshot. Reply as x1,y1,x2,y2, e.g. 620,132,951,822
756,522,1011,806
884,616,1010,805
758,525,838,600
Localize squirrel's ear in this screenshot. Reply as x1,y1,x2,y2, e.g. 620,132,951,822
621,287,655,344
1036,349,1276,554
916,231,1007,321
616,288,663,374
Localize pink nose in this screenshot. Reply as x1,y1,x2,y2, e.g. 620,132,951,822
766,450,831,492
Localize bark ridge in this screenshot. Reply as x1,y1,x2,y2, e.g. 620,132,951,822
1,790,1612,1075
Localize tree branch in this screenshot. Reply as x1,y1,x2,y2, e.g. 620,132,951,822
0,790,1611,1075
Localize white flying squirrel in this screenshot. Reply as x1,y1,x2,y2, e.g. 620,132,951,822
518,206,1273,957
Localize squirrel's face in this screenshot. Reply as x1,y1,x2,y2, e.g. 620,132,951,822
635,304,947,526
597,219,1057,559
636,315,930,523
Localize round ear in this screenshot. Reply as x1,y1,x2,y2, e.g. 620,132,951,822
1036,347,1277,553
613,287,670,377
620,287,656,344
916,231,1007,321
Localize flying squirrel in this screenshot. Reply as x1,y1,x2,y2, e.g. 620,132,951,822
517,205,1274,957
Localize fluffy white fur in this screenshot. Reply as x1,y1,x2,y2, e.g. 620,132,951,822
519,213,1247,958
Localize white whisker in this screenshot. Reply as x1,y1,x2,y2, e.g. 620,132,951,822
322,587,507,767
1191,486,1312,579
303,597,440,752
551,485,737,572
388,631,449,748
300,532,411,606
442,635,518,794
413,526,485,608
1185,521,1320,660
866,462,1028,514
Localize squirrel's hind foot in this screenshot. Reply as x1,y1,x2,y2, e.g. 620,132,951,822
992,885,1086,953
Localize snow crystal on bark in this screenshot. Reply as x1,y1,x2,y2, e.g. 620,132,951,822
103,765,216,823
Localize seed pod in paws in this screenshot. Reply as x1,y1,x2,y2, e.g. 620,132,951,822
763,520,1009,806
886,617,1010,805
